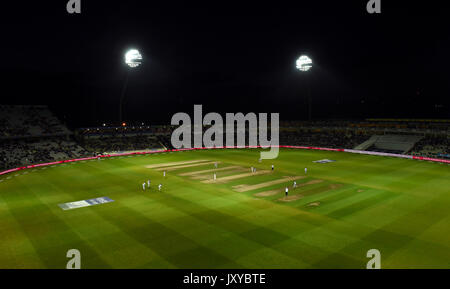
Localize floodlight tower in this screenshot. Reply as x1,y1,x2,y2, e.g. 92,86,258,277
120,49,142,123
296,55,313,120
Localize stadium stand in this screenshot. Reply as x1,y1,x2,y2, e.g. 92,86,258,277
79,135,164,154
353,135,381,150
365,134,423,154
0,105,70,138
1,106,449,170
279,130,369,149
409,136,450,159
0,105,86,170
0,137,88,170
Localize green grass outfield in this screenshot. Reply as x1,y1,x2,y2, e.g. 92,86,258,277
1,148,450,269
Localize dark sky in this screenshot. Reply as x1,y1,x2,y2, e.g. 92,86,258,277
1,1,449,127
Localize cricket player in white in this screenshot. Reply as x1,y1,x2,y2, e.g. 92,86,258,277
158,184,162,191
214,162,218,168
147,180,151,187
305,167,308,174
271,164,274,171
142,183,146,191
293,181,297,188
163,171,166,177
213,173,216,181
285,187,288,196
251,167,254,173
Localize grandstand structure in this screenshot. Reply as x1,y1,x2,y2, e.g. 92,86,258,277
1,105,449,171
79,135,165,154
410,135,450,159
0,105,88,170
75,124,169,154
355,135,423,154
0,105,71,139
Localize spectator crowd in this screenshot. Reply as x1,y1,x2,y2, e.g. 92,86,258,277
0,105,70,138
1,106,449,171
409,136,450,158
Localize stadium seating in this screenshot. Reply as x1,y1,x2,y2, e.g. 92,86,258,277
0,105,70,138
80,135,164,154
1,107,448,171
365,134,423,154
409,136,450,158
0,137,89,170
279,130,369,149
0,105,84,170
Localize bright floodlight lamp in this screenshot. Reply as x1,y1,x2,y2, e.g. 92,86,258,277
296,55,312,72
125,49,142,68
120,49,142,122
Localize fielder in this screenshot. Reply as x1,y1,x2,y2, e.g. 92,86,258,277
293,181,297,188
163,171,166,177
271,164,274,171
158,183,162,191
285,187,289,197
147,179,151,187
305,167,308,174
213,173,217,181
142,182,146,191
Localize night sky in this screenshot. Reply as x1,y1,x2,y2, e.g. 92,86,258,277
1,1,449,127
